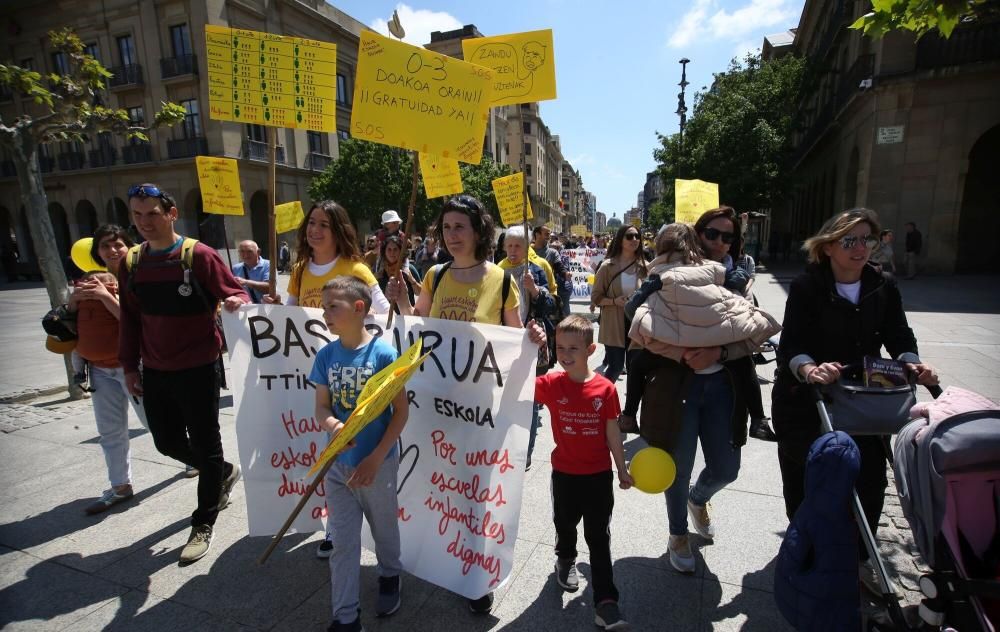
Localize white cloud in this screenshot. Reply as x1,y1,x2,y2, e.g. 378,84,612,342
667,0,797,49
733,39,761,60
369,3,463,47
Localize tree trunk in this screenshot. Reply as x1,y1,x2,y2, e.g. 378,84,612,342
14,140,85,400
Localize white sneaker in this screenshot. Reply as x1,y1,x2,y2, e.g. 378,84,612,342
688,494,715,540
668,534,696,574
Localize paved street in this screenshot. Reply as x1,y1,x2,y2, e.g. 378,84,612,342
1,267,998,631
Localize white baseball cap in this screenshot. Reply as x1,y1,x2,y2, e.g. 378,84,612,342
382,210,402,225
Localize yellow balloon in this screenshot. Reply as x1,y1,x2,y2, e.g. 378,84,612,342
70,238,106,273
629,447,677,494
587,274,595,285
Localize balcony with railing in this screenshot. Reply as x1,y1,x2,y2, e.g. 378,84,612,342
58,151,86,171
88,146,117,168
167,136,208,159
916,20,1000,69
161,54,198,79
307,151,332,171
122,143,152,164
243,139,285,163
108,64,144,89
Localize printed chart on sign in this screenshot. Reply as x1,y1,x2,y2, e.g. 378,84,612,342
205,25,337,131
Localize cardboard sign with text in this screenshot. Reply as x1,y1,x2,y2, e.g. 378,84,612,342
461,29,557,107
196,156,244,216
419,153,464,199
274,201,304,235
222,306,536,598
351,31,494,164
563,247,606,299
675,178,719,225
492,172,534,226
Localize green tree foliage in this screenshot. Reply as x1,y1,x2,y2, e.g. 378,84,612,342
309,138,512,234
652,52,806,217
850,0,991,39
0,29,184,398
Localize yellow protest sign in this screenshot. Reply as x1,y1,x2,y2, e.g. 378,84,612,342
275,201,304,234
462,29,557,107
570,224,588,237
418,153,464,198
196,156,244,215
205,25,337,131
308,339,429,477
351,31,494,164
492,172,533,226
675,178,720,225
631,217,642,228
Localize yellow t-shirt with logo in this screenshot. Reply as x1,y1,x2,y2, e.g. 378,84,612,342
420,263,520,324
289,258,378,308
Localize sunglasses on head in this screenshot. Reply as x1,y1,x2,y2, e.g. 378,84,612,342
623,233,640,241
702,227,736,244
128,184,163,199
838,234,879,250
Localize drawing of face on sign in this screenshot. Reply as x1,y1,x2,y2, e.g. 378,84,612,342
522,42,546,72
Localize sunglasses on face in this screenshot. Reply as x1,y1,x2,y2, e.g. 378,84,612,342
624,233,640,241
838,234,879,250
702,227,736,244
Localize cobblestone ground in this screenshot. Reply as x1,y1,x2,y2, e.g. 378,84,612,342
0,398,93,434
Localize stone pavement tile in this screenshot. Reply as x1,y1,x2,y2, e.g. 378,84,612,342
949,375,1000,401
65,588,214,631
918,342,999,362
919,355,999,379
0,545,127,631
97,511,331,630
701,579,794,632
725,439,784,500
0,432,91,497
514,459,558,550
698,488,789,593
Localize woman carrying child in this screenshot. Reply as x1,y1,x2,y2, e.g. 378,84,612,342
68,224,149,514
621,208,779,574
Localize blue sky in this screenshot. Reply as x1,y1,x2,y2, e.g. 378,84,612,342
329,0,804,219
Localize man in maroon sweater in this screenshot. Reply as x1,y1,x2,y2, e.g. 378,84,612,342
119,183,250,564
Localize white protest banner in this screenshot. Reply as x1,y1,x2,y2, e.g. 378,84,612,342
563,247,606,300
222,306,536,598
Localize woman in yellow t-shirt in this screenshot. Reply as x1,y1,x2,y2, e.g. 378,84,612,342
385,194,547,614
271,200,390,311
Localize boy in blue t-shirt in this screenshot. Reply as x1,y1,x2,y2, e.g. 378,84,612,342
308,276,409,632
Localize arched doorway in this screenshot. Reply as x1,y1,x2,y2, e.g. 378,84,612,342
75,199,98,238
107,197,129,227
249,190,270,249
956,124,1000,272
48,202,71,259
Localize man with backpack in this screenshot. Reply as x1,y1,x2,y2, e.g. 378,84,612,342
532,224,571,319
118,183,250,564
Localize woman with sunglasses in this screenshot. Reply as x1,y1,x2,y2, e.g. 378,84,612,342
772,208,937,591
591,225,647,384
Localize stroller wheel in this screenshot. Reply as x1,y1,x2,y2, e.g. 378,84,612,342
918,599,945,626
918,574,939,599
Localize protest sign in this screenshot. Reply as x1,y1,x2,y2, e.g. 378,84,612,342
675,178,719,225
563,247,606,300
222,306,536,598
351,31,494,164
274,201,304,234
419,153,464,198
461,29,557,107
206,25,337,131
492,172,533,226
196,156,244,215
570,224,587,237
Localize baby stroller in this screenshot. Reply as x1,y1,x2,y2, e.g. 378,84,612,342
893,390,1000,631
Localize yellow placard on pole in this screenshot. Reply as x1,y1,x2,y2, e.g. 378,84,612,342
570,224,588,237
351,31,494,164
461,29,557,107
675,178,720,225
196,156,244,215
491,172,534,226
307,339,429,477
631,217,642,228
275,201,304,234
418,153,464,198
205,25,337,131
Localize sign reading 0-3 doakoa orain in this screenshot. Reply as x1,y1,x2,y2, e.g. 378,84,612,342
351,31,494,164
205,25,337,132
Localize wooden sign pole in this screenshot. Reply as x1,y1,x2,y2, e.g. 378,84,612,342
268,131,278,298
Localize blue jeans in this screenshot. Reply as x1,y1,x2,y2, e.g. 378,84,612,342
664,370,741,536
557,288,571,318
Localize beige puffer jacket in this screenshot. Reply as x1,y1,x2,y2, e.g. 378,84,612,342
628,258,781,360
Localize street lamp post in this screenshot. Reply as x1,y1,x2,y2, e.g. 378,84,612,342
677,58,690,179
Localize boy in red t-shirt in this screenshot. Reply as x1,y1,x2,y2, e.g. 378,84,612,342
534,314,633,631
